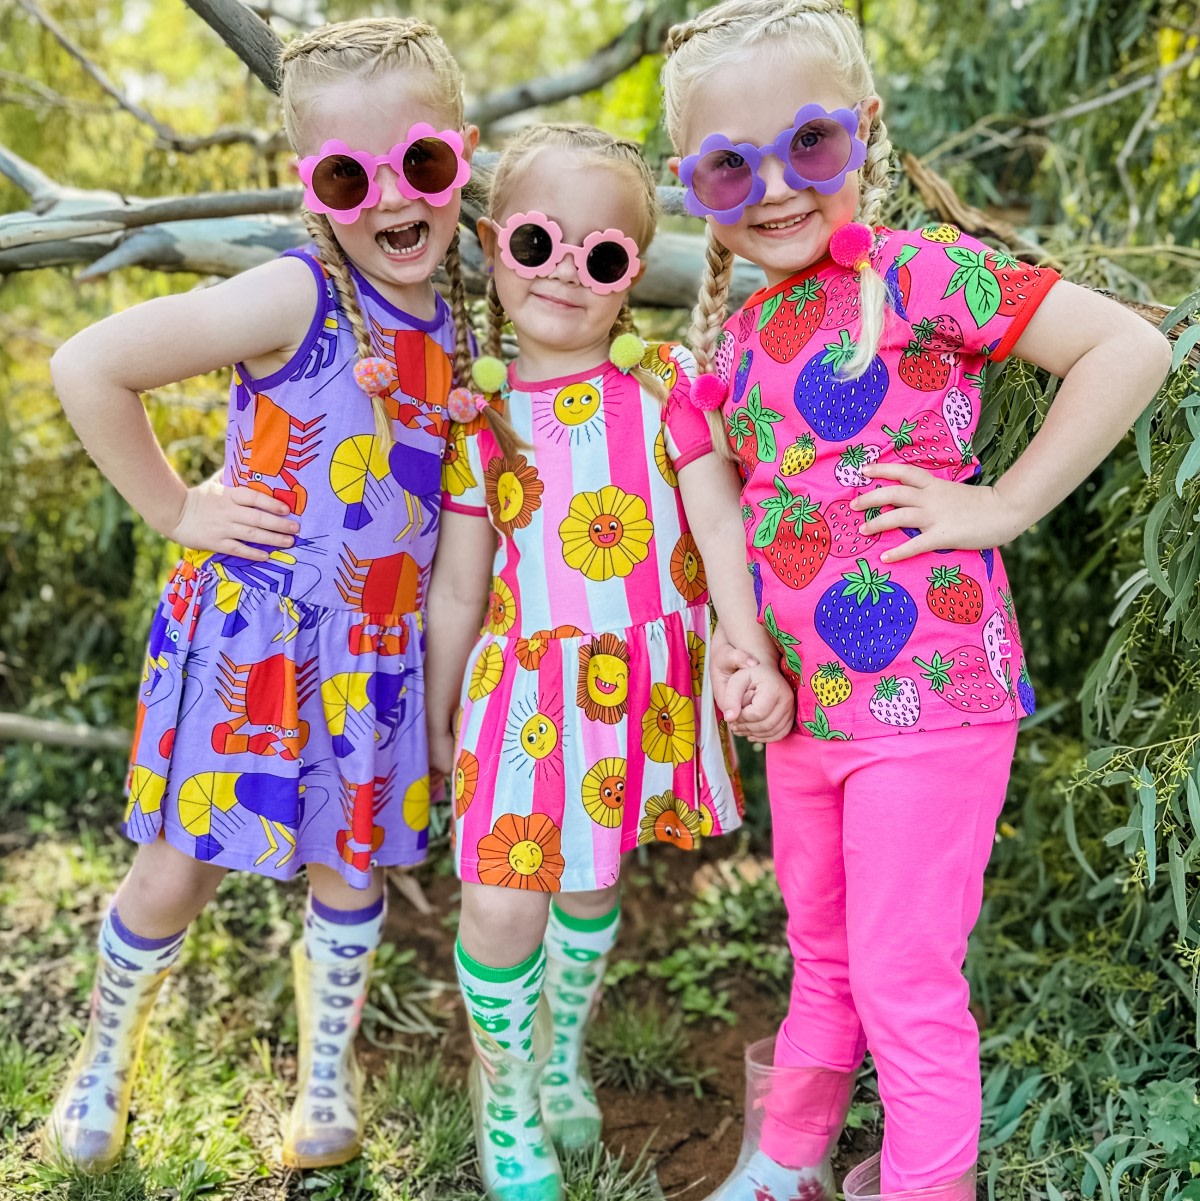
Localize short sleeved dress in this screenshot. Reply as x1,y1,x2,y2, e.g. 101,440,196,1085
719,224,1060,741
124,249,457,887
442,346,744,894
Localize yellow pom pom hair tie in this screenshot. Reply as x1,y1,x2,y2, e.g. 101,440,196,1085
471,356,508,397
609,333,646,373
353,356,398,397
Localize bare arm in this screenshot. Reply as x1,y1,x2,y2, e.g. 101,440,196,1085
424,509,497,776
50,255,320,554
857,283,1173,560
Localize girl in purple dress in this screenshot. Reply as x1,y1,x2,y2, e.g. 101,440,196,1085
42,16,476,1173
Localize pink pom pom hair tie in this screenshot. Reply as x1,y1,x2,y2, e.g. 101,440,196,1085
829,221,874,272
447,387,489,423
691,372,728,412
354,356,398,397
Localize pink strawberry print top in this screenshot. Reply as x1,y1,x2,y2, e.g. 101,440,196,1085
719,224,1059,740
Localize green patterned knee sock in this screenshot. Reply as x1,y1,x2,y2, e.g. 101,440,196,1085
455,939,546,1059
539,902,620,1149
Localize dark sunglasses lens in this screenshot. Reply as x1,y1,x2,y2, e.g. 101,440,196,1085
789,119,852,181
508,222,555,268
585,240,631,285
691,149,754,211
401,137,460,195
312,154,370,211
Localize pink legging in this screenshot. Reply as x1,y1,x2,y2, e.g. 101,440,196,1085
765,721,1018,1192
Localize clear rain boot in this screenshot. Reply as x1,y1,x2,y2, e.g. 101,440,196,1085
469,997,564,1201
539,948,607,1151
704,1037,854,1201
282,941,371,1169
843,1153,976,1201
42,948,172,1171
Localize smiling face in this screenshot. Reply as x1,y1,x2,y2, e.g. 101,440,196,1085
677,42,877,287
297,69,478,312
586,652,629,711
480,148,646,374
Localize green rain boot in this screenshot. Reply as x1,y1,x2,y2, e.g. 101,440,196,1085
468,997,564,1201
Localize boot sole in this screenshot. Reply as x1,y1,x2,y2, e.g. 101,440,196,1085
281,1141,362,1170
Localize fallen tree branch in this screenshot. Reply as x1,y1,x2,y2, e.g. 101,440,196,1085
183,0,283,93
0,712,131,753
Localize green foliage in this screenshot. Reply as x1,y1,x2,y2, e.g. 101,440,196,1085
590,997,711,1096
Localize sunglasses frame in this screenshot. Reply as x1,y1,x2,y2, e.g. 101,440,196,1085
491,211,642,296
296,126,472,224
679,104,867,225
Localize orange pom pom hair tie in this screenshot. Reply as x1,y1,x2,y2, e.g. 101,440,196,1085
829,221,874,272
353,356,398,397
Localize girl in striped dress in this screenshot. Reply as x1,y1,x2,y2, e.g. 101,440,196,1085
424,124,794,1201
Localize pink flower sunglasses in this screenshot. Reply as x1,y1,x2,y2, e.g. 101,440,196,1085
490,211,641,296
297,126,472,224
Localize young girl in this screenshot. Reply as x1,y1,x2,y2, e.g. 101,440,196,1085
424,123,794,1201
661,3,1171,1200
42,17,477,1173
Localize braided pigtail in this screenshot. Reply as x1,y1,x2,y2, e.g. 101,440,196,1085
841,110,894,378
443,230,475,387
303,211,393,448
684,228,736,456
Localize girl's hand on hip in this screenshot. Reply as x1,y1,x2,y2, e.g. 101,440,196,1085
854,463,1023,564
169,481,299,559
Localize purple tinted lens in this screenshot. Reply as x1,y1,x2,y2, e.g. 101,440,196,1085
788,119,852,181
401,137,459,195
312,154,370,211
691,149,754,213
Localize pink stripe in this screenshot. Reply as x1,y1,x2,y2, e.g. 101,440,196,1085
622,629,652,834
539,413,591,635
606,372,659,625
663,610,701,811
442,495,487,516
532,642,567,830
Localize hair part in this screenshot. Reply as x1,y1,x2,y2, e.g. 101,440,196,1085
663,0,895,388
281,17,473,449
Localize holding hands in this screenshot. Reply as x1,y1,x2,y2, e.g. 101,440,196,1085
708,628,795,743
167,480,299,561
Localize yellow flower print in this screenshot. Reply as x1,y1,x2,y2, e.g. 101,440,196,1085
654,427,678,487
484,454,543,536
468,643,504,701
581,758,627,828
687,632,706,699
641,683,695,766
455,749,479,818
441,426,477,497
671,533,708,602
559,485,653,582
637,790,702,849
576,632,630,725
485,577,516,635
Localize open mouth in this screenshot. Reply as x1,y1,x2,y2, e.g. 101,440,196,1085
754,212,812,233
376,221,429,257
595,678,617,695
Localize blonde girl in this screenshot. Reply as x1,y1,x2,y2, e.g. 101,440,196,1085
661,3,1170,1200
43,17,477,1173
424,123,793,1201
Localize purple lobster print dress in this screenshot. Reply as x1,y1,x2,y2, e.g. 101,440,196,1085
124,249,457,888
441,346,744,894
719,225,1060,741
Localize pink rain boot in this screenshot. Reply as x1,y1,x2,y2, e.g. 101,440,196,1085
843,1153,976,1200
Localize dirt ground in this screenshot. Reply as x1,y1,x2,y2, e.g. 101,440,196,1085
375,840,880,1198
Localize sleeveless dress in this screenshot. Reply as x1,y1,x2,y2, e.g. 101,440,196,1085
719,224,1060,740
441,346,744,895
123,249,457,888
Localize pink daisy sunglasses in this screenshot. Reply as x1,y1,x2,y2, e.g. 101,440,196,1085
490,211,641,296
297,126,472,224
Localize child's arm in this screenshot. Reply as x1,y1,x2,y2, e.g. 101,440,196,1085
677,455,795,742
50,256,320,559
424,510,495,782
857,284,1172,561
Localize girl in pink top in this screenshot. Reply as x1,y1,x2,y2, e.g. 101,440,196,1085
661,3,1171,1200
424,124,793,1201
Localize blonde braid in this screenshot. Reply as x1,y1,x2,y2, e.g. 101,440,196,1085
302,211,391,446
485,277,506,360
443,230,474,387
842,111,894,378
681,229,736,456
